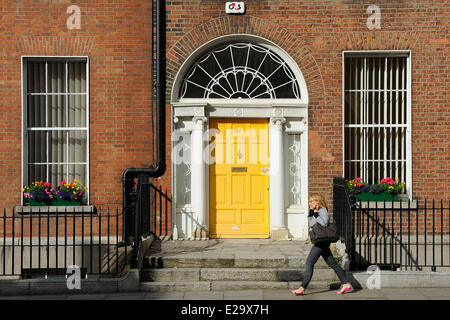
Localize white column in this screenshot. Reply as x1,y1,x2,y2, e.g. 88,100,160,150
269,117,287,238
191,116,207,234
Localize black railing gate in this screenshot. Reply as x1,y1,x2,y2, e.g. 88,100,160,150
333,177,356,270
333,177,450,271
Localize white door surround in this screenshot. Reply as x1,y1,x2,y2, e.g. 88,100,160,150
170,35,310,240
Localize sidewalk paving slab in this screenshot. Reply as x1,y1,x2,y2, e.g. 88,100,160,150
143,292,185,300
66,294,108,300
419,288,450,299
1,288,450,300
108,293,147,300
223,290,264,300
184,291,224,300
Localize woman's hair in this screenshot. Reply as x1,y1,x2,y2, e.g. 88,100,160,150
309,193,328,210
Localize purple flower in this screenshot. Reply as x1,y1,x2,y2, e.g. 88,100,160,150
360,185,371,192
373,185,384,194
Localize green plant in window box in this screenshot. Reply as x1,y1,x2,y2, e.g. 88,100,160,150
347,177,406,202
54,179,87,206
23,181,55,206
23,180,87,206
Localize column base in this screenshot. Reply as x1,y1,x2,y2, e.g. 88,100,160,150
271,228,289,241
192,227,209,240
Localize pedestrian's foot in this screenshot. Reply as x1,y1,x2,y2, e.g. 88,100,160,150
336,283,352,294
290,287,305,296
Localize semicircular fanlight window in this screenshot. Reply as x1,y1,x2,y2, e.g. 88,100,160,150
179,43,300,99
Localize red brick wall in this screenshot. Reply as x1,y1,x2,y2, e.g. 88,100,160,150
0,0,448,221
0,0,167,209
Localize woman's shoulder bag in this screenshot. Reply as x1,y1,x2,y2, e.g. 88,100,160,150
308,221,340,244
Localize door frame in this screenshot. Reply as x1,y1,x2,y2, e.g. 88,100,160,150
208,117,270,238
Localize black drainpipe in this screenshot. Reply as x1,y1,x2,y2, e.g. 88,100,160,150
120,0,166,246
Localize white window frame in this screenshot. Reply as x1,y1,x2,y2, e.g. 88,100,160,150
21,56,90,205
342,50,412,198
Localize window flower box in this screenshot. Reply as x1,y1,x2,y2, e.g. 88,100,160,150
355,192,398,202
28,199,53,206
51,199,82,206
347,177,405,202
23,180,87,206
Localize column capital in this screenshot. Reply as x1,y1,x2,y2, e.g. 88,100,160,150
192,116,207,129
270,117,286,129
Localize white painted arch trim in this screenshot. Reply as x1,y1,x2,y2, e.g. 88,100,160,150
170,34,309,106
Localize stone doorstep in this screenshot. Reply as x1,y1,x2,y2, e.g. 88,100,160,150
142,268,338,282
145,256,331,269
139,280,335,292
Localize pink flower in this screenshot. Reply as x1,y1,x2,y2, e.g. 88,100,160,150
357,183,363,187
44,182,51,187
60,179,66,186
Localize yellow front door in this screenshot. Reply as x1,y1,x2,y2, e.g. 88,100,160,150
209,118,269,238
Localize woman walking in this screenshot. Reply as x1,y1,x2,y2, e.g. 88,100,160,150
290,193,352,295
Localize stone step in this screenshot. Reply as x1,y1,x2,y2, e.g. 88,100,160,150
139,280,335,292
141,268,338,282
144,255,331,269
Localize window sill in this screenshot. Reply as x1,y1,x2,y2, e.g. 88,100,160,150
15,205,95,214
355,200,418,209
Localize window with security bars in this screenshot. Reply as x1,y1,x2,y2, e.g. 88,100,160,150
23,57,89,203
344,53,410,192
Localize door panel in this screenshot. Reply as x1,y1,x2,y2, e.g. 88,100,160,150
209,118,269,238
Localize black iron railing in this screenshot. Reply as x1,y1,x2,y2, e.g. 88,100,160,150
0,207,127,278
353,199,450,271
333,177,357,270
150,183,172,238
333,177,450,271
121,176,172,268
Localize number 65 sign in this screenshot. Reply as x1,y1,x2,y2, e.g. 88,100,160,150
226,2,245,14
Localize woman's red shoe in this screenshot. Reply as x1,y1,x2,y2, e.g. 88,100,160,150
290,289,305,296
336,285,352,294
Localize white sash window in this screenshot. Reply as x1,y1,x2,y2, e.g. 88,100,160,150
22,57,89,203
343,52,411,195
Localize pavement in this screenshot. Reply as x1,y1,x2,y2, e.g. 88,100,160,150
1,287,450,300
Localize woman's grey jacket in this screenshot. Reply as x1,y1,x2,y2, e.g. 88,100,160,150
308,207,330,231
